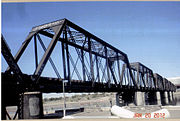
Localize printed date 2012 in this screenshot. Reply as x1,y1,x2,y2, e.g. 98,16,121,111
133,113,165,118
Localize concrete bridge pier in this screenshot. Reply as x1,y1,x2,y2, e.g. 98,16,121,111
156,91,161,105
164,91,169,105
160,91,168,105
171,91,175,102
145,91,157,105
171,91,176,105
135,91,145,106
116,92,123,107
167,91,175,105
20,92,44,119
116,91,136,106
167,91,172,104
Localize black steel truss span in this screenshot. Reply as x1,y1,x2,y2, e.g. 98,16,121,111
128,62,156,90
153,73,176,92
2,18,176,100
2,18,177,120
125,62,176,92
4,18,136,89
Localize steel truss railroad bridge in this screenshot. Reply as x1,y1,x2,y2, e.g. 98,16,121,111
1,18,176,119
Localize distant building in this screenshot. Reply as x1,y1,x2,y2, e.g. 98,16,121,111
167,77,180,91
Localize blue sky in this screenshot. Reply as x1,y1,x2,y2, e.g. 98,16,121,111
2,1,180,78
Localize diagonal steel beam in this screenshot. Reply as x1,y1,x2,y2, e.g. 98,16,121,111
1,35,23,83
6,32,35,72
69,53,82,81
66,26,91,81
37,34,61,78
125,57,137,87
108,60,118,86
33,19,66,82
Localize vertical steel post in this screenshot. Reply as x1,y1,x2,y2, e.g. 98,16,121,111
127,67,130,86
62,31,67,79
142,68,146,88
124,64,127,85
88,37,94,86
105,47,110,88
120,64,125,86
95,55,100,83
116,52,121,86
81,49,86,82
154,76,157,90
65,27,71,84
34,34,38,69
146,69,149,88
137,65,140,88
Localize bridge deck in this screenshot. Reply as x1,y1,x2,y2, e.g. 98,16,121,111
2,73,158,94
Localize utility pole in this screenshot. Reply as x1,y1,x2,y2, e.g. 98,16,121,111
62,80,68,117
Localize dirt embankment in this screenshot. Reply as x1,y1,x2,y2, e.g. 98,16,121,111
43,93,115,114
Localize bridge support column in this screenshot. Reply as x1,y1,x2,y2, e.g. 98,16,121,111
116,91,135,106
167,91,172,104
160,91,168,105
116,93,123,107
171,91,175,105
145,91,157,105
168,91,175,105
156,91,161,105
172,92,174,99
160,91,165,105
135,91,145,106
171,92,174,101
20,92,43,119
164,91,169,105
